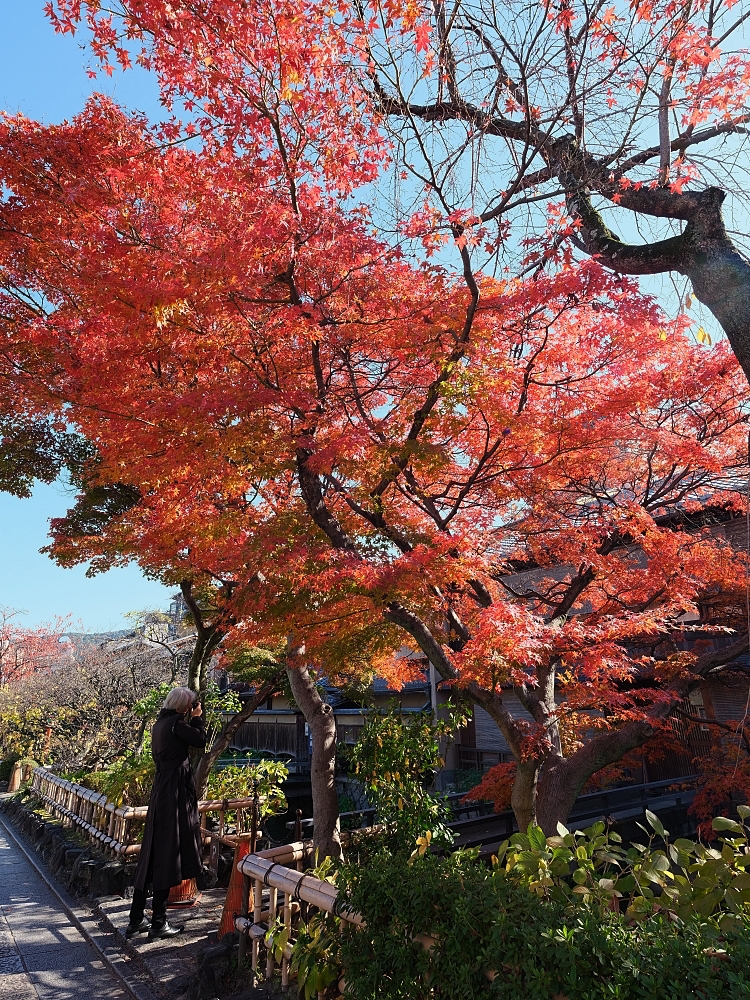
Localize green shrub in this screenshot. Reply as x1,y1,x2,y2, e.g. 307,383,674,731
0,753,20,782
338,848,750,999
206,759,288,820
81,751,155,806
344,707,467,852
495,807,750,927
331,808,750,999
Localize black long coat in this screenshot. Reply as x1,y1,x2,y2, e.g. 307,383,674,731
133,709,207,893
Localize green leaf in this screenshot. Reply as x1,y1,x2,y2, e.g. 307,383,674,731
736,805,750,820
650,853,671,872
674,838,697,853
528,825,547,852
645,810,667,838
628,895,653,913
639,868,665,886
719,913,744,934
556,821,570,837
712,816,744,834
693,888,723,917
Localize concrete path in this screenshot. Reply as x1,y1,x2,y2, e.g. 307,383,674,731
0,822,131,1000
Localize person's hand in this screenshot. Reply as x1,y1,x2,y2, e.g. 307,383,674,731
191,703,203,718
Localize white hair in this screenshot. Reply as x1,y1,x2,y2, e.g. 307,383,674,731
163,686,195,715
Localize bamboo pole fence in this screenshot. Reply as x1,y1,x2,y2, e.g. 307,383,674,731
233,838,466,996
235,847,362,995
29,767,260,860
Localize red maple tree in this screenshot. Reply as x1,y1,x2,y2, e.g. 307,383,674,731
0,607,70,687
1,3,750,848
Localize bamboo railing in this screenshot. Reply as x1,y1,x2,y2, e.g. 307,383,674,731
30,767,260,858
235,844,361,993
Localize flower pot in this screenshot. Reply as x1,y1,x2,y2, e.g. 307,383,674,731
167,878,200,907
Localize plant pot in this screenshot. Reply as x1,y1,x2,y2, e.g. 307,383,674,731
167,878,200,907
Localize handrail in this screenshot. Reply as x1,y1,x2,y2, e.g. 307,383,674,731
29,767,263,859
234,851,361,987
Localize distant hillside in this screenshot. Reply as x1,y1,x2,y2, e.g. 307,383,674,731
63,630,134,647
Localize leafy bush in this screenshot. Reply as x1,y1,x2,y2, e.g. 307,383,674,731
495,807,750,928
81,750,155,806
0,701,90,768
345,707,466,851
338,847,750,999
77,750,289,817
206,759,288,820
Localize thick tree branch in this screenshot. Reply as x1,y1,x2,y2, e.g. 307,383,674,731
535,719,655,833
193,670,284,797
296,449,359,553
567,182,750,384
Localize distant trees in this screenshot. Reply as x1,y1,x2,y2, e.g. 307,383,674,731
0,606,68,688
0,633,178,771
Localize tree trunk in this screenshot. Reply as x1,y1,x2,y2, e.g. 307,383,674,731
192,671,284,798
570,184,750,386
534,758,593,835
286,660,342,860
510,760,539,831
533,720,656,834
186,626,223,693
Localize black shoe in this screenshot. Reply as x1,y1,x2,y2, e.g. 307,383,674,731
125,918,151,939
148,920,184,940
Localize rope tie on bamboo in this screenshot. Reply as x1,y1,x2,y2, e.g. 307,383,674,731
222,798,229,813
263,863,279,886
292,874,306,902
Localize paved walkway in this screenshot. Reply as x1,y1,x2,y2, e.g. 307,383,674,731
0,822,131,1000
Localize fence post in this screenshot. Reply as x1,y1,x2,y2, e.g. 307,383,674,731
237,873,251,968
252,874,262,973
281,888,291,988
265,885,277,980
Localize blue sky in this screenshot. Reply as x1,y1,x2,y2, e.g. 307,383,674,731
0,4,170,632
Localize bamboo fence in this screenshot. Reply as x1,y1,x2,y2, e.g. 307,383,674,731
30,767,259,859
235,845,362,994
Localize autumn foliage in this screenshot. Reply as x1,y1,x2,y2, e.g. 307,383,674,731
2,2,750,831
0,608,69,688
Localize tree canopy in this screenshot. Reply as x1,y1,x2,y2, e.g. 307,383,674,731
1,2,750,833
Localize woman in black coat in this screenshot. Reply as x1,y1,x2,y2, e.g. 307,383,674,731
126,686,207,940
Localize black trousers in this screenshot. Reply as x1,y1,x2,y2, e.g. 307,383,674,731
128,850,170,929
